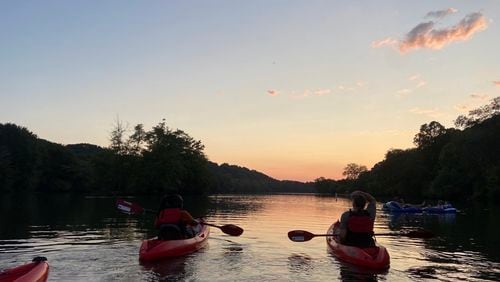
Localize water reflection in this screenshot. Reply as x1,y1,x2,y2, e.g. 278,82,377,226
1,194,499,281
141,257,188,281
287,253,314,273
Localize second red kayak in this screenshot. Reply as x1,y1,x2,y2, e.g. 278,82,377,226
139,224,210,261
326,221,390,270
0,257,49,282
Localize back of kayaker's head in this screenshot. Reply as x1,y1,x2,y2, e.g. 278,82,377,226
160,194,184,209
352,194,366,210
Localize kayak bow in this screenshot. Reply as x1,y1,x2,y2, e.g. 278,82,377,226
326,221,390,270
139,224,210,261
0,257,49,282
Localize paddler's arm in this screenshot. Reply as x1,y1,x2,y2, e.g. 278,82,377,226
180,210,199,226
338,212,349,243
352,190,376,220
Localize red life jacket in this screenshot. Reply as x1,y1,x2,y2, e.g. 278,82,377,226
347,210,374,233
155,208,181,227
345,210,375,247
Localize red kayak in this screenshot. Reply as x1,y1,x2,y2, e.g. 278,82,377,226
0,257,49,282
139,224,209,261
326,221,390,270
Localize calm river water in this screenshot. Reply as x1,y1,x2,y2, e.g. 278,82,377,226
1,194,499,281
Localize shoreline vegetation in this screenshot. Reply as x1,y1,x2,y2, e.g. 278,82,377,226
1,97,499,201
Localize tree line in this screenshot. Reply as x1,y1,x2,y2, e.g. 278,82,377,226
315,97,500,201
0,119,312,195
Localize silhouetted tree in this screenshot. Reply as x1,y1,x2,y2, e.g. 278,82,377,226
455,96,500,128
413,121,447,148
342,163,367,180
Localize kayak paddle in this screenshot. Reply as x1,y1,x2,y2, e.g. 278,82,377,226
116,198,153,215
288,229,434,242
115,198,244,236
201,222,244,236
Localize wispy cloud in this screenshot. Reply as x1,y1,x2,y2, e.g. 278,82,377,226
409,107,445,118
416,80,427,88
272,88,334,99
356,81,365,87
396,88,411,97
409,74,428,88
425,8,458,19
338,81,365,92
454,93,491,113
409,74,420,81
267,90,279,96
371,37,398,48
395,75,427,97
470,93,489,100
494,81,500,87
454,104,469,112
314,89,331,96
372,12,488,53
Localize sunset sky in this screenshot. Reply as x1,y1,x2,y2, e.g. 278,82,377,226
1,1,499,181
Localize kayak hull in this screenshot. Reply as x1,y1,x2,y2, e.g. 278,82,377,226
0,257,49,282
423,207,457,214
139,224,209,261
382,201,422,213
326,221,390,270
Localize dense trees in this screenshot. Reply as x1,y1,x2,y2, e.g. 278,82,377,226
314,96,500,201
0,120,312,195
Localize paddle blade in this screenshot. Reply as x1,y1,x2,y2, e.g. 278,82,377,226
288,230,315,242
220,224,244,236
405,230,435,238
116,198,144,215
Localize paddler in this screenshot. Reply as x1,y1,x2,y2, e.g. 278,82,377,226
338,190,376,247
155,194,200,240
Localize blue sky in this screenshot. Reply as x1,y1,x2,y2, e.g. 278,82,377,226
1,1,499,181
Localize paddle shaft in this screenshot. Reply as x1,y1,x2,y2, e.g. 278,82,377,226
297,233,429,237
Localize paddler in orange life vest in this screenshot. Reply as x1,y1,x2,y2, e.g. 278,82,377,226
338,190,376,247
155,194,200,240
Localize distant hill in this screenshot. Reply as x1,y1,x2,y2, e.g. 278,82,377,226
208,162,313,194
0,122,312,195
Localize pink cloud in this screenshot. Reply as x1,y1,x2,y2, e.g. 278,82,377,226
373,12,488,53
267,90,279,96
371,37,398,48
400,12,488,53
494,81,500,87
